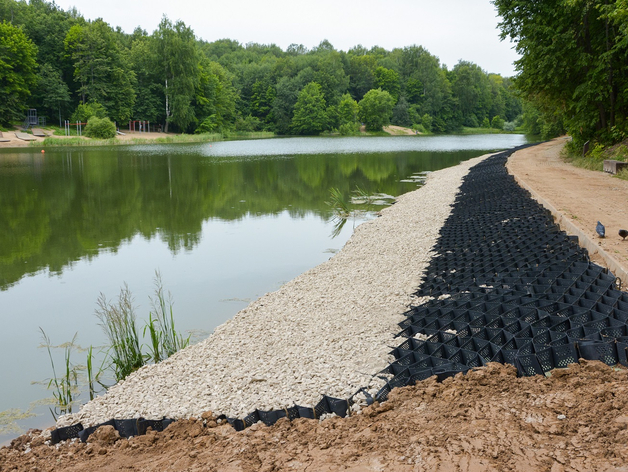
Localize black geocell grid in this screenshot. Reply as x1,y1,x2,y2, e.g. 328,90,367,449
374,145,628,402
50,145,628,443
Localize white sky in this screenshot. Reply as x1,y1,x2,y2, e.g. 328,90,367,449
53,0,520,76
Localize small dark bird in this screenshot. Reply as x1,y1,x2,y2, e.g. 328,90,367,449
596,221,605,238
620,229,628,241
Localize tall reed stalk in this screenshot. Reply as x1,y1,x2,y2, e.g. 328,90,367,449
145,271,190,363
39,328,79,420
95,284,144,382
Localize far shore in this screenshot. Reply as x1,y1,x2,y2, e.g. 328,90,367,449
0,125,524,150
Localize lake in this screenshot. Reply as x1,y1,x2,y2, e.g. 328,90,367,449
0,134,531,442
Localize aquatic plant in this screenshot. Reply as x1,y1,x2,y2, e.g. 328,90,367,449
95,284,144,382
325,187,351,218
144,271,190,363
326,186,380,238
39,328,79,420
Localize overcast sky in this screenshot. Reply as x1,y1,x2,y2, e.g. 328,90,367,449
52,0,520,76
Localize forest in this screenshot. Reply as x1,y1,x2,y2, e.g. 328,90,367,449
494,0,628,148
0,0,523,136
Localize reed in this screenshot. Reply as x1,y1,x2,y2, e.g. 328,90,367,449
95,284,145,382
145,271,190,362
39,328,79,420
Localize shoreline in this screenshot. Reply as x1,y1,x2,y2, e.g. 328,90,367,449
55,151,494,428
0,130,275,148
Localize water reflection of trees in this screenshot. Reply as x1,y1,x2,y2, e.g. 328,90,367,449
0,148,478,289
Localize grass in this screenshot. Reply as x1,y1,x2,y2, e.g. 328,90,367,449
562,139,628,180
459,126,525,135
31,130,275,147
36,273,190,422
39,328,79,421
144,271,190,363
95,284,144,382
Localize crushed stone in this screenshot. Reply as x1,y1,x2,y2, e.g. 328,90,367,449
57,153,491,428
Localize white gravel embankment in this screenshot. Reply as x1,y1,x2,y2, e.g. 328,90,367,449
57,153,490,428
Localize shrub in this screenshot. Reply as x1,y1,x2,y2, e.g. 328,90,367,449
72,101,107,124
338,122,360,135
491,115,505,129
85,116,117,139
503,121,516,131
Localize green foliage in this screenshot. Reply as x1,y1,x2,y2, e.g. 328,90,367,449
34,63,71,125
494,0,628,146
374,66,401,103
338,93,359,125
338,122,361,135
392,96,411,127
71,101,107,123
235,114,263,132
0,21,38,125
95,284,144,382
0,0,525,136
39,329,79,420
491,115,505,130
358,88,395,131
145,271,190,362
64,20,136,123
503,121,516,131
291,82,328,135
84,116,117,139
154,16,199,132
482,117,490,128
412,123,427,134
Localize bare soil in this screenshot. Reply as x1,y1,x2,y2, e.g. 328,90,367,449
3,362,628,471
383,125,418,135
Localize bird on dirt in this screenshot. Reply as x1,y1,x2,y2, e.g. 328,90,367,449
596,221,605,238
620,229,628,241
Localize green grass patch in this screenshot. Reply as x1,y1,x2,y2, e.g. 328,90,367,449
563,138,628,179
459,127,523,135
31,131,275,147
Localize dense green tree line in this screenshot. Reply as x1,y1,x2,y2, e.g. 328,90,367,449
494,0,628,145
0,0,521,133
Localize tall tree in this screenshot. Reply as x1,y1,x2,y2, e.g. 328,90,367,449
291,82,328,135
153,16,199,132
493,0,628,144
358,88,395,131
34,63,71,127
0,21,38,125
64,19,136,122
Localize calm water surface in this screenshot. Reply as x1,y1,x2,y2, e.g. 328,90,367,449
0,134,531,441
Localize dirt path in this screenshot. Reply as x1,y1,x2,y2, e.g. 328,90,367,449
507,137,628,282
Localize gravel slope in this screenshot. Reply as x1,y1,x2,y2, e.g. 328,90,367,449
57,153,490,428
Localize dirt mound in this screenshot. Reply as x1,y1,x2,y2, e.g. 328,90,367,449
3,361,628,471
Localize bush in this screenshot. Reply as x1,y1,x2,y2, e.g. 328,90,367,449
482,117,491,128
338,122,360,135
412,123,427,134
503,121,516,131
235,114,262,132
72,101,107,124
84,116,117,139
491,115,505,129
421,114,433,132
